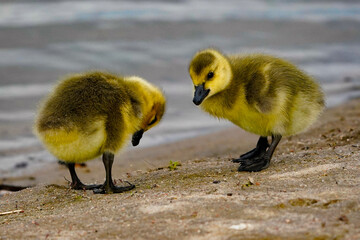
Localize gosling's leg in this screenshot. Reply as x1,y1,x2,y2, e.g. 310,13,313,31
232,136,269,163
93,152,135,194
238,135,282,172
66,162,103,190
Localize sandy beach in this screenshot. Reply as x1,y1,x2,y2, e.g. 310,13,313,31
1,0,360,179
1,1,360,239
0,97,359,239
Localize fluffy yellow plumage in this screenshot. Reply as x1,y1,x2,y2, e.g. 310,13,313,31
34,72,165,193
189,48,324,172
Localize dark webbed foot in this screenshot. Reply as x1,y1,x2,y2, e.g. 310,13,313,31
65,153,136,194
232,148,257,163
66,162,102,190
237,135,282,172
70,182,103,190
232,136,269,163
92,152,136,194
240,148,257,159
93,181,135,194
232,148,256,163
237,156,270,172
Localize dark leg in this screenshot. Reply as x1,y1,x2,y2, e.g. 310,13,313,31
66,162,103,190
232,136,269,163
238,135,282,172
93,152,135,194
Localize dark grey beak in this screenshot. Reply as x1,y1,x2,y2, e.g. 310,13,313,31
132,129,144,146
193,84,210,105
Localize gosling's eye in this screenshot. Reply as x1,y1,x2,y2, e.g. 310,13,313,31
149,116,157,126
207,71,214,79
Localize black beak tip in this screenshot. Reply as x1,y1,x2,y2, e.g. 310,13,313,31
193,85,209,106
132,139,140,146
132,130,144,147
192,98,202,105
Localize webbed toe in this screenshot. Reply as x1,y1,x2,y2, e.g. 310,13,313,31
237,157,270,172
93,181,135,194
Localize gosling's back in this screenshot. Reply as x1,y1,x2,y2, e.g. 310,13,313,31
200,54,324,136
35,72,140,162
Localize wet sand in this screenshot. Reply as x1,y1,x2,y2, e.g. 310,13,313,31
0,98,359,239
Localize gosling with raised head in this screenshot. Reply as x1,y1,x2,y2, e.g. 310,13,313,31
34,72,165,193
189,48,324,172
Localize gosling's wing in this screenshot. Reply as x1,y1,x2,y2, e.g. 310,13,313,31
241,56,324,114
243,70,274,113
230,55,275,113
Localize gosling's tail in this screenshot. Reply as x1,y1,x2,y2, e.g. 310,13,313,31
35,119,107,162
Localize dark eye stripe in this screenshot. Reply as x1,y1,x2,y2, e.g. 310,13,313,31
149,116,157,126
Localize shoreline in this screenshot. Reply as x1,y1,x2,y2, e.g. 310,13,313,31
2,97,359,189
0,125,258,188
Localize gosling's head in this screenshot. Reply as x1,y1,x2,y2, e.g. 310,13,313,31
127,76,166,146
189,48,232,105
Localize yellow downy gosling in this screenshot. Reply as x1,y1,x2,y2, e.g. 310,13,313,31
189,48,324,172
34,72,165,193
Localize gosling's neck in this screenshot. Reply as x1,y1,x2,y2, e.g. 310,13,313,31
124,76,153,115
200,64,249,119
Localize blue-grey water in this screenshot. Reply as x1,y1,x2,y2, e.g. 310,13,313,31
0,0,360,177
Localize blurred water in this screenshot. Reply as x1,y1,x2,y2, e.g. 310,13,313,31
0,0,359,177
1,0,360,26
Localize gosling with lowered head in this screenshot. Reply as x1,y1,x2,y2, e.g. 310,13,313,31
34,72,165,194
189,48,324,172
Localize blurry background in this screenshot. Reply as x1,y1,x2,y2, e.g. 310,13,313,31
0,0,360,178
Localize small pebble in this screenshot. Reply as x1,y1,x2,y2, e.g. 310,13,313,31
14,162,28,169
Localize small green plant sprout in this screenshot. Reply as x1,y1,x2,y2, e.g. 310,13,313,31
168,161,181,171
73,195,83,201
